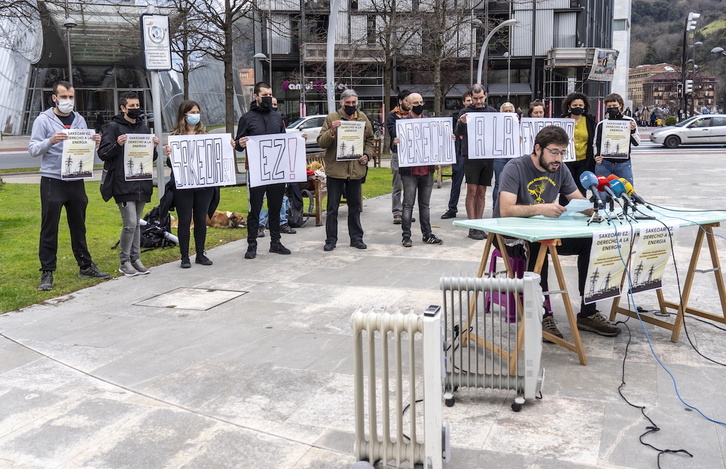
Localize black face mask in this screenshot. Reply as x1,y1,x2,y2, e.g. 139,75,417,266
344,105,357,116
259,96,273,110
412,105,425,115
125,108,141,120
606,108,621,119
570,107,585,116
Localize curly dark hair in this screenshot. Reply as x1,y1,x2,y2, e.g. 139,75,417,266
561,92,590,115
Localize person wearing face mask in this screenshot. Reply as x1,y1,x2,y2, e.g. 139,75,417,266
28,80,110,292
594,93,640,184
392,93,443,248
235,82,291,260
560,92,597,198
317,88,375,252
384,89,411,225
99,92,159,276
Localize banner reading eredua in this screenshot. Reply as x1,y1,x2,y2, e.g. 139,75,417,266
466,112,521,159
245,133,307,188
395,117,455,167
168,133,236,189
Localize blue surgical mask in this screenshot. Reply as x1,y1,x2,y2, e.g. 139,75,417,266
186,113,201,125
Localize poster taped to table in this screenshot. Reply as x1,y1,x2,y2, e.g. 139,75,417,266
336,120,366,161
61,129,95,180
168,133,236,189
395,117,455,167
584,230,632,304
520,118,576,163
599,120,631,159
466,112,521,159
245,132,307,188
629,224,678,294
123,134,154,181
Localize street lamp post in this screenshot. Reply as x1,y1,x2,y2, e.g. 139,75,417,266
711,47,726,112
476,18,517,87
63,15,77,86
680,12,700,119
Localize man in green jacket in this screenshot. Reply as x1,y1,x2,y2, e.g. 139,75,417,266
317,89,375,251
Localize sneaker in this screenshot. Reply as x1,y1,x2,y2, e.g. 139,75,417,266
393,215,402,225
402,237,412,247
542,315,563,341
577,312,622,336
195,253,213,265
181,256,192,268
323,242,336,252
119,261,139,277
441,210,457,219
270,243,291,255
258,227,265,238
350,240,367,249
38,271,53,291
468,229,487,240
280,224,297,234
78,263,110,279
422,234,443,245
131,259,150,275
245,247,257,259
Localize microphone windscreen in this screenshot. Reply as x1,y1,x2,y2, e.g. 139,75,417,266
606,174,619,182
579,171,598,188
609,179,626,196
596,175,610,191
619,178,635,195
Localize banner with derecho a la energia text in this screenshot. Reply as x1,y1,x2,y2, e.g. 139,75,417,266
395,117,455,168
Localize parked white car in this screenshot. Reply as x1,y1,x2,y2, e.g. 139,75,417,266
286,115,326,149
650,114,726,148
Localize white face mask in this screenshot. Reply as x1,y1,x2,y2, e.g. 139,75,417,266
56,98,74,114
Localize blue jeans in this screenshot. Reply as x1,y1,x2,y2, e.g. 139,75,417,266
491,158,509,208
260,194,289,227
595,159,634,185
401,173,434,240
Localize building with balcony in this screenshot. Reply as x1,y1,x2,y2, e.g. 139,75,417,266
642,71,716,116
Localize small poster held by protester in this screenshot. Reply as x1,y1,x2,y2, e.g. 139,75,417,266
61,129,95,180
123,134,154,181
336,121,366,161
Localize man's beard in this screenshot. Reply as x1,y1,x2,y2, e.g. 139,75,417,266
539,154,559,173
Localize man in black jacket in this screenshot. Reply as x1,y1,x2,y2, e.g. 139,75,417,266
99,91,159,276
235,82,291,259
454,84,497,240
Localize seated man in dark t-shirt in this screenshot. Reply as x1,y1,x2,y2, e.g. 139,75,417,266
493,125,621,339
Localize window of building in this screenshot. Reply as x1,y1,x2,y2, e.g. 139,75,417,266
613,19,628,32
367,15,376,46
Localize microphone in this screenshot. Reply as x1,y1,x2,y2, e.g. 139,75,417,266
579,171,604,208
609,179,634,207
606,174,619,182
618,178,651,208
596,175,619,201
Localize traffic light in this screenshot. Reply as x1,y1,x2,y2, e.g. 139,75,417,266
677,83,683,97
685,79,694,93
686,12,701,31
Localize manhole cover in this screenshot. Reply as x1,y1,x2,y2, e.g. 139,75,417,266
136,287,247,311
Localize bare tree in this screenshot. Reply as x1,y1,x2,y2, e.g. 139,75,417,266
166,0,208,99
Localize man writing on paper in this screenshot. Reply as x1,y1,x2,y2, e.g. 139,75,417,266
29,80,110,291
235,82,291,260
494,125,621,339
317,89,374,252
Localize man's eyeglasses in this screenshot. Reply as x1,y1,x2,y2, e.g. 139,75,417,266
543,147,567,158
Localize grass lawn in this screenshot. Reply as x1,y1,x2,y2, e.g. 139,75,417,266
0,167,392,314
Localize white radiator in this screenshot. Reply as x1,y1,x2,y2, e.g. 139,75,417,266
352,307,450,469
440,273,545,411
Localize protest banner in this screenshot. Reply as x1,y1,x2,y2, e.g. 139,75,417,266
599,120,631,159
466,112,521,159
520,118,576,162
395,117,455,167
168,133,236,189
629,225,677,293
123,134,154,181
336,120,366,161
584,230,632,304
61,129,95,180
245,132,307,188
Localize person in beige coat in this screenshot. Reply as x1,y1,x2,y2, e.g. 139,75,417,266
317,89,375,251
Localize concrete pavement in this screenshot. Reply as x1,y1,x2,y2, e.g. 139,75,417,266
1,143,726,468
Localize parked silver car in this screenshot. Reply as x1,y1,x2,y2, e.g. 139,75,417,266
285,115,326,149
650,114,726,148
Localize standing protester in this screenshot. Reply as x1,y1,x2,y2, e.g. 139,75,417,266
28,80,110,291
594,93,640,184
528,100,546,118
491,101,517,208
394,93,443,248
317,89,374,252
385,89,411,225
99,91,159,276
455,84,497,240
441,91,472,219
561,92,597,197
235,82,291,260
165,100,216,268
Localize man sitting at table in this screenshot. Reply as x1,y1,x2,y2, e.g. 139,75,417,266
493,125,621,339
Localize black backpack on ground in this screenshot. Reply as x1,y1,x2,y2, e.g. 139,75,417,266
140,206,176,250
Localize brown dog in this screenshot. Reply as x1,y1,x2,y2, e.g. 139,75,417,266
170,210,245,229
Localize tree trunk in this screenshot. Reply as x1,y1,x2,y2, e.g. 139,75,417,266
224,2,235,134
